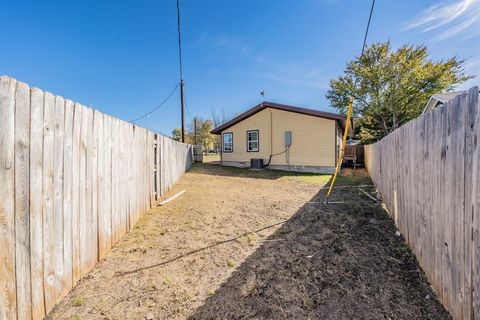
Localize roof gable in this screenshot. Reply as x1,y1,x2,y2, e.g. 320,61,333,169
422,91,467,114
211,101,346,134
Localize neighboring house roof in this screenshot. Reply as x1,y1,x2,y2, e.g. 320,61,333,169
423,91,466,114
211,101,347,134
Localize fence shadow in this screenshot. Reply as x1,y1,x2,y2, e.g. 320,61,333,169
188,182,449,319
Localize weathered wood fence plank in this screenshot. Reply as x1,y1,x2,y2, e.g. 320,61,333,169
78,104,88,279
471,87,480,319
30,87,45,320
42,92,56,314
0,76,193,320
0,76,17,320
91,110,99,266
14,81,32,320
365,87,480,320
53,95,65,305
71,103,82,287
62,99,74,298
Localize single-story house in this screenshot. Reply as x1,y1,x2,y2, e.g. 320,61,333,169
210,101,348,173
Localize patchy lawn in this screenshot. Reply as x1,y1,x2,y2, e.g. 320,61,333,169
202,154,220,163
46,164,449,320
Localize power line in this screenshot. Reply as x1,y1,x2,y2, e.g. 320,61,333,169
130,83,180,123
361,0,375,57
327,0,376,198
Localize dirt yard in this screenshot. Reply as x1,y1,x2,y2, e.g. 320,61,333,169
47,164,450,320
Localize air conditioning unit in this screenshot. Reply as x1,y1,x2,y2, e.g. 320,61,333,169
250,158,264,169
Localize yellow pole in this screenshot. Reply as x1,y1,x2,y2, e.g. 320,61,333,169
327,96,353,197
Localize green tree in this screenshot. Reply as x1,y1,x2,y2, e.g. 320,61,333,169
211,108,234,152
326,42,472,143
172,118,217,153
186,118,216,153
171,128,182,141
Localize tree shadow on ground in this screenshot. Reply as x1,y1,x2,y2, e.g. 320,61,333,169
188,180,450,320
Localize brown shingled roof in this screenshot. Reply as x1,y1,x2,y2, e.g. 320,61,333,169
210,101,347,134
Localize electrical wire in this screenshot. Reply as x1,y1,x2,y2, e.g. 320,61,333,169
361,0,376,57
129,1,185,125
264,148,288,167
326,0,375,198
130,83,180,123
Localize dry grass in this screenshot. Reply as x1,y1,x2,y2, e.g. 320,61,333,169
47,164,323,319
202,154,220,163
46,164,447,320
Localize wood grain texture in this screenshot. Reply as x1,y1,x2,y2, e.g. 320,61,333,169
0,76,17,320
0,78,17,320
459,86,480,319
71,103,82,285
0,76,194,320
118,121,126,237
104,115,112,253
85,107,94,270
364,87,480,320
91,110,99,266
131,126,138,225
127,123,133,229
29,87,45,320
472,88,480,320
53,95,65,305
14,81,32,320
97,113,107,259
42,91,56,314
110,118,118,243
465,86,479,319
78,104,88,277
62,99,74,297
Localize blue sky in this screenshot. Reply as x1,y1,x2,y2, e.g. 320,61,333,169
1,0,479,136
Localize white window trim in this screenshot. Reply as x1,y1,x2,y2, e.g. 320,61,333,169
247,130,259,152
223,132,233,152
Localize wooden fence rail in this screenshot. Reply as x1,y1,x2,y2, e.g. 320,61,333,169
0,76,193,320
364,86,480,320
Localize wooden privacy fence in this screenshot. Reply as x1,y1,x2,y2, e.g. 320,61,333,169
364,86,480,320
193,145,203,163
0,76,193,320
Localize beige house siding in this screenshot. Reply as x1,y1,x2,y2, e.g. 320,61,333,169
221,108,272,163
336,122,343,163
221,107,338,168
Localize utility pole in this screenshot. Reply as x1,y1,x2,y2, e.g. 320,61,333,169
176,0,185,142
194,116,197,145
180,79,185,142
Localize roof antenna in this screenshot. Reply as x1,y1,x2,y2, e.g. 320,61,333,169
260,90,265,106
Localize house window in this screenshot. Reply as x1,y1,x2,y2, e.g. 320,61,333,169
247,130,259,152
223,132,233,152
